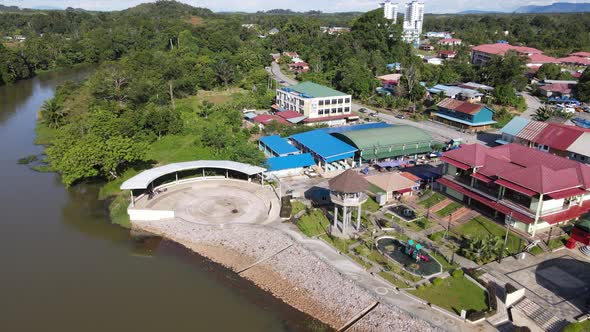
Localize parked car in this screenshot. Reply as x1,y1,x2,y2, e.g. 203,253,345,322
395,114,405,119
358,108,367,113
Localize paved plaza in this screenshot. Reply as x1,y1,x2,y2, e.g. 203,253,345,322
136,179,279,225
484,250,590,321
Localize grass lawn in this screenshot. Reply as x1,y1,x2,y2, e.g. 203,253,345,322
430,251,460,272
419,192,446,208
378,271,411,288
453,216,526,254
362,197,381,213
390,216,433,232
319,234,353,253
563,320,590,332
548,236,568,250
529,245,544,256
297,209,330,237
291,201,307,216
436,202,462,217
410,276,489,314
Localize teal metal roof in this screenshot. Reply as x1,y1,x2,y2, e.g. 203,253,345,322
435,113,496,126
501,116,531,136
284,81,348,98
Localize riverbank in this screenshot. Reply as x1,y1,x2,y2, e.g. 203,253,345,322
133,218,440,332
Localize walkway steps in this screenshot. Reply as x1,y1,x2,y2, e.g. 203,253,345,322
580,245,590,257
513,298,568,332
430,198,452,213
453,208,479,225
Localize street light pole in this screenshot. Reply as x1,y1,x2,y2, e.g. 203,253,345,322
499,213,513,264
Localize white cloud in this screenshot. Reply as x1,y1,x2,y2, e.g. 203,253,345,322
3,0,590,13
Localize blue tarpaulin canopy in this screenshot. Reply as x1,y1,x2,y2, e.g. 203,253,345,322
376,160,407,168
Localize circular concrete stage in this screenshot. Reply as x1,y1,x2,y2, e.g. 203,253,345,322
143,179,278,225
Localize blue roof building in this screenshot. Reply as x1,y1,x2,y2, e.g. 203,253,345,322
434,98,496,132
290,130,357,171
259,135,300,157
266,153,316,172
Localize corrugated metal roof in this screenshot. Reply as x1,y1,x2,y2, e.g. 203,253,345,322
259,135,300,156
568,132,590,157
516,120,548,141
501,116,530,137
285,81,348,98
437,98,485,115
290,130,357,162
120,161,266,190
266,153,315,171
532,123,585,151
319,122,391,134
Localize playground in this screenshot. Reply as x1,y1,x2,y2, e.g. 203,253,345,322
376,237,442,278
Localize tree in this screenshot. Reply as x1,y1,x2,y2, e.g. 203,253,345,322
40,98,66,128
213,59,235,88
479,52,527,91
533,106,553,122
333,58,378,99
492,84,518,106
575,70,590,102
400,63,425,104
535,63,561,80
462,235,502,264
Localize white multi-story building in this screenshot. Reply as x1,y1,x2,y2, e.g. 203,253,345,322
402,0,424,45
381,1,398,23
275,82,353,126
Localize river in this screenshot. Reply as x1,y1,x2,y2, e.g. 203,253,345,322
0,67,327,332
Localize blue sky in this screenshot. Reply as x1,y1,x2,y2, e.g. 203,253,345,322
3,0,590,13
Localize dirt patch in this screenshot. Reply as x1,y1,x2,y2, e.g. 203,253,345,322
188,16,204,26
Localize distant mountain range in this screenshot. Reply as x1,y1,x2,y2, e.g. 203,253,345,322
458,2,590,14
515,2,590,13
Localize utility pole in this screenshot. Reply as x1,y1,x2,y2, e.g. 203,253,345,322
499,213,513,263
546,226,553,247
444,212,452,240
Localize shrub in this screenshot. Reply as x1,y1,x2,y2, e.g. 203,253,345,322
432,277,444,286
428,232,443,242
452,269,464,278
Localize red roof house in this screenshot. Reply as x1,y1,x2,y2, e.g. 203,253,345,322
439,144,590,233
570,52,590,58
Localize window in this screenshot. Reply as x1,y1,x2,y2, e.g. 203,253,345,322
319,100,324,106
345,97,350,103
332,99,338,104
318,110,324,115
325,99,331,105
338,98,343,104
344,107,350,113
332,108,337,114
338,107,343,113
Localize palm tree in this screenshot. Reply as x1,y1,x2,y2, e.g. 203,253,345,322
40,98,65,128
462,235,502,264
533,106,553,122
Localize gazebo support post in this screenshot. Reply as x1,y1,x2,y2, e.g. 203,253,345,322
130,190,134,207
357,205,361,230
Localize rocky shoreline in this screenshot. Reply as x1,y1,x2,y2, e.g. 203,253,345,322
133,219,440,332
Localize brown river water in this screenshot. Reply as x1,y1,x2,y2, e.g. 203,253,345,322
0,66,328,332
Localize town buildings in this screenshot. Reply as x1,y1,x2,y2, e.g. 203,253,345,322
275,82,354,126
380,0,398,23
438,38,462,47
433,98,496,132
499,116,590,164
402,0,425,45
471,43,590,68
438,143,590,235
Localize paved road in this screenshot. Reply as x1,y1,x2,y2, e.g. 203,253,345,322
268,62,497,146
521,92,542,119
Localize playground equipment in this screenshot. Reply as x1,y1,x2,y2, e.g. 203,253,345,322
404,239,430,262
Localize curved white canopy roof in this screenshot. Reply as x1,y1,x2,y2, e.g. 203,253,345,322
120,160,266,190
